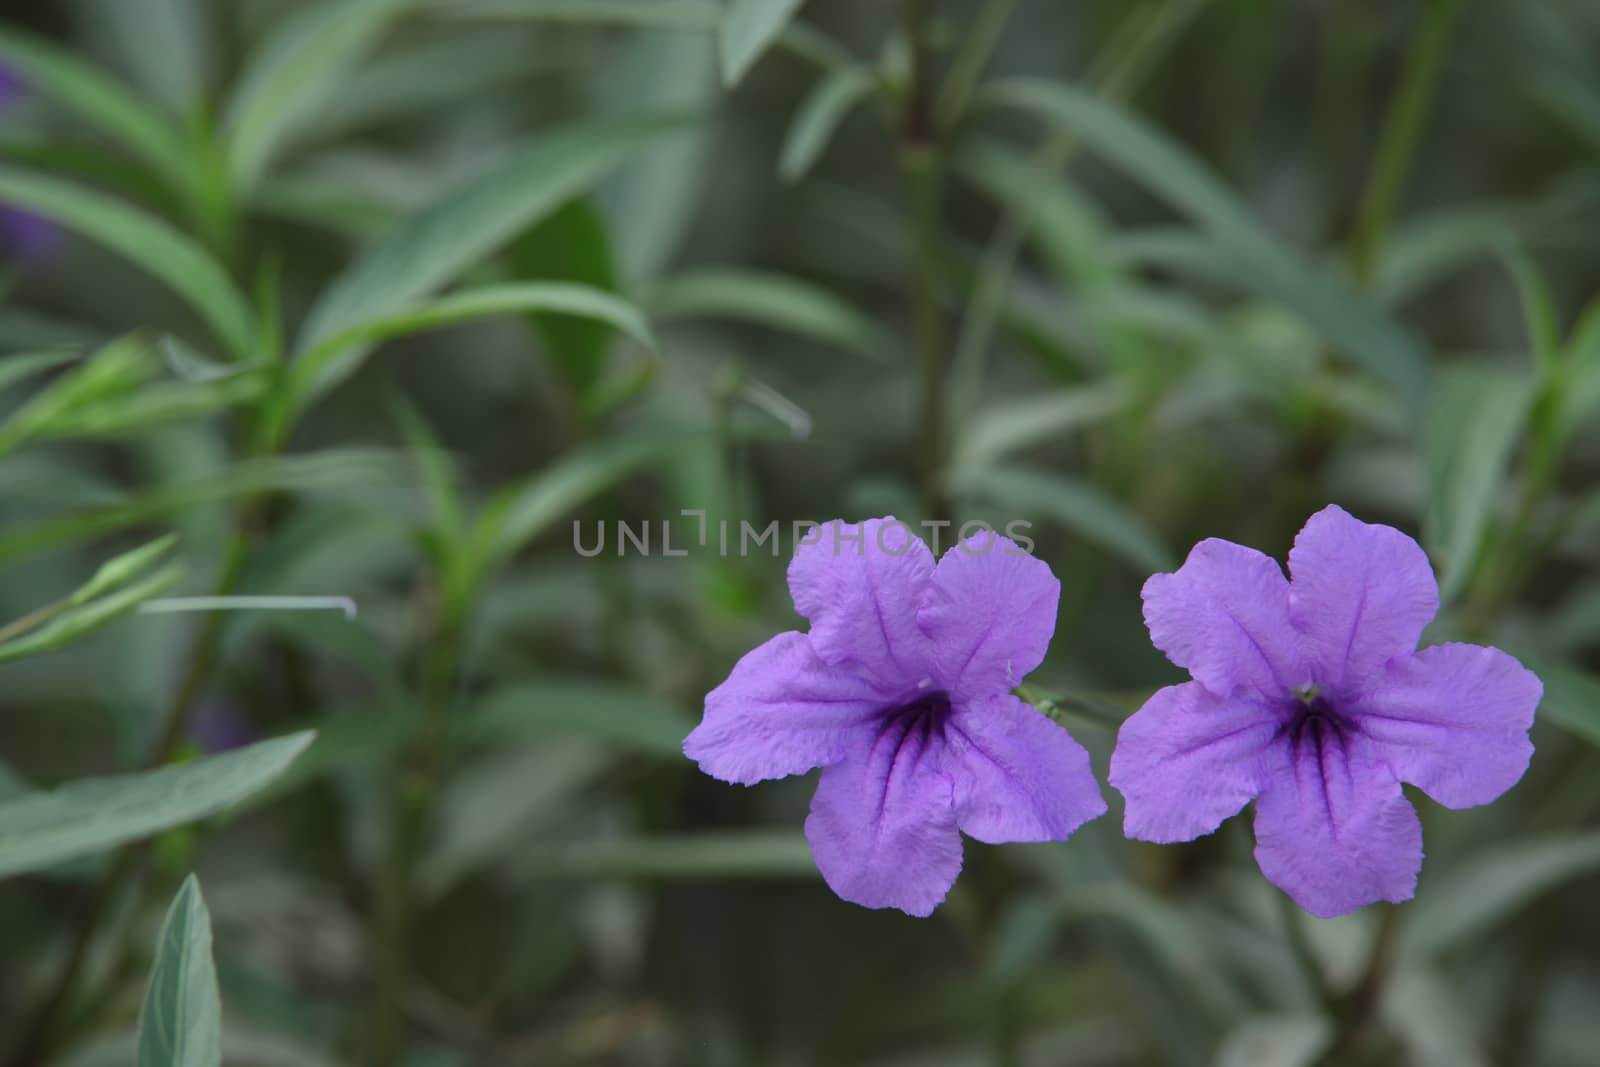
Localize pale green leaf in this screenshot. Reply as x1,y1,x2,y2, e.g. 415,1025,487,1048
292,283,654,405
0,27,189,192
648,268,886,359
1521,655,1600,749
778,65,873,182
521,831,816,879
464,679,694,757
136,875,222,1067
0,732,313,878
1423,367,1535,603
720,0,806,86
984,79,1432,407
1404,830,1600,957
0,168,255,359
225,0,416,190
953,463,1174,574
293,115,682,399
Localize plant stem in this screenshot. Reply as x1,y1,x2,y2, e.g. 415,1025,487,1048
947,0,1210,418
1346,0,1464,284
899,0,950,524
1318,903,1404,1063
4,530,254,1067
368,587,470,1060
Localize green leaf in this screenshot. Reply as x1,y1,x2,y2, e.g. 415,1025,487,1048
523,831,816,879
1216,1017,1334,1067
1404,830,1600,957
388,393,465,545
648,268,886,359
778,65,874,182
136,875,222,1067
984,79,1432,407
953,463,1175,574
0,732,313,878
292,115,682,400
954,380,1128,468
0,351,80,396
0,27,190,193
1522,656,1600,749
463,680,694,757
442,0,721,28
0,449,408,563
291,283,654,407
224,0,416,190
72,0,211,119
474,431,689,570
720,0,805,86
1500,246,1562,375
1423,367,1535,603
0,168,256,359
73,533,178,604
0,563,182,663
509,198,621,397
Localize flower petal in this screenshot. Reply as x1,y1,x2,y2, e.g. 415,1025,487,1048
1252,738,1422,918
1287,505,1439,687
1353,642,1540,809
1110,681,1281,843
917,530,1059,699
684,631,890,786
788,517,935,687
942,694,1106,843
803,714,962,916
1142,538,1303,699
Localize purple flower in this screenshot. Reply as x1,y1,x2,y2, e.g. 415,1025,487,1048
0,63,61,265
1110,505,1542,917
684,517,1106,916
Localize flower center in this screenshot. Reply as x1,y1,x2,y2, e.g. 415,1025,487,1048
1280,689,1352,755
886,690,953,733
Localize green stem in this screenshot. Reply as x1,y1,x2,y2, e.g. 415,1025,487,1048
4,529,255,1067
1346,0,1464,284
947,0,1210,417
368,582,471,1060
933,0,1018,133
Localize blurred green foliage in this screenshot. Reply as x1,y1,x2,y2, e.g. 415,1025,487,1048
0,1,1598,1065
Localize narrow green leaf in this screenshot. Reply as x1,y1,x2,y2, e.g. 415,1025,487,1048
0,27,190,192
524,831,816,879
1423,367,1535,603
224,0,416,190
72,0,211,119
1500,246,1561,375
388,392,465,544
720,0,805,86
0,450,409,563
0,168,255,358
0,351,80,396
136,875,222,1067
1522,656,1600,749
292,284,654,407
475,431,688,568
953,463,1175,574
1404,830,1600,957
509,198,621,396
648,268,886,359
463,680,694,757
293,115,681,398
441,0,721,28
778,65,874,182
0,732,313,878
73,533,178,604
984,78,1432,406
954,381,1127,468
1216,1017,1333,1067
0,563,181,663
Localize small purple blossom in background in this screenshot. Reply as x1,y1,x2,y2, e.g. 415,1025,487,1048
1110,505,1542,918
0,61,62,265
685,517,1106,916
